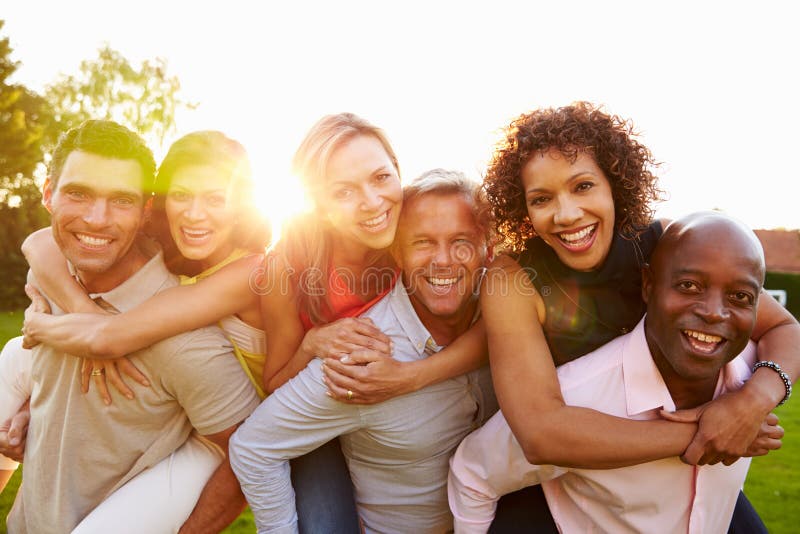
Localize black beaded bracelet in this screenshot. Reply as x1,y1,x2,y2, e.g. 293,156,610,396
752,361,793,407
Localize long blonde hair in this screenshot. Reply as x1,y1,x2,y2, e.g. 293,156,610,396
278,113,400,325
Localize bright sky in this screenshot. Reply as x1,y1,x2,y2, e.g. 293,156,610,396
4,1,799,231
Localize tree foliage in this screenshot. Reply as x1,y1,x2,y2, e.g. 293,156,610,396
0,20,187,309
45,44,190,147
0,20,52,309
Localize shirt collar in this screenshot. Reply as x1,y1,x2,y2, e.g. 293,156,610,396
387,281,440,357
623,317,754,416
623,318,677,415
84,250,173,314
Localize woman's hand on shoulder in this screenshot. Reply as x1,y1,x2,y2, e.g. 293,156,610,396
81,358,151,405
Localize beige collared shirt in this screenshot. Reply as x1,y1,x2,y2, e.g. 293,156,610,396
9,250,259,534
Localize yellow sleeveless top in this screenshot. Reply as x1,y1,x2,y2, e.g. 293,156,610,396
180,249,268,399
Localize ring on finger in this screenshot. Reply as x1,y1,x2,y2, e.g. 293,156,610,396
346,390,354,401
91,369,105,376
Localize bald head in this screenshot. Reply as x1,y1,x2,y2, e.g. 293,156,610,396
642,212,765,405
652,212,765,285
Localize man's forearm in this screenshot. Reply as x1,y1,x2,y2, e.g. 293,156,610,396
179,459,246,533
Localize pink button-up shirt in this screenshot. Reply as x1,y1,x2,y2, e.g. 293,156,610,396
448,318,756,534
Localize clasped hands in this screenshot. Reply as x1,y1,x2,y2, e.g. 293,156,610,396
302,317,416,405
661,388,784,466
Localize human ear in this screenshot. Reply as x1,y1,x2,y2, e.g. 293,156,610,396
42,177,54,213
641,264,653,304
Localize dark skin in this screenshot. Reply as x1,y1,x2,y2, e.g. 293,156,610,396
644,213,765,409
644,213,784,461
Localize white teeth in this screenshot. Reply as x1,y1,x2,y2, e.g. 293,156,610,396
76,234,111,246
428,277,458,286
183,228,211,238
362,211,389,228
559,225,595,243
684,330,723,344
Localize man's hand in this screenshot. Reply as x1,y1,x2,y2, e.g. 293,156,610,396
322,348,416,404
0,401,30,463
660,388,772,465
745,412,784,458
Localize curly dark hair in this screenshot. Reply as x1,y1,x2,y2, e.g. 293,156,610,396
484,102,662,252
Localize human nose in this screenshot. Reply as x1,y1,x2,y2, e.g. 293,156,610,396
360,186,382,212
184,197,206,221
82,198,110,228
431,243,453,267
553,195,582,226
696,291,730,323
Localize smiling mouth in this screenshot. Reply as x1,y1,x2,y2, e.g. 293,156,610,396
682,329,725,354
181,227,212,243
76,233,112,248
360,210,390,231
425,275,462,294
556,224,597,251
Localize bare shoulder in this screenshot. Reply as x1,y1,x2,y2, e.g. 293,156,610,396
482,252,545,323
483,253,537,296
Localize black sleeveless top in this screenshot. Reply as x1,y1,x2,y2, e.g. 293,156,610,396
517,221,663,367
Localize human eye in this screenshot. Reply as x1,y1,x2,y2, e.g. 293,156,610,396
168,190,190,202
676,280,701,293
528,195,549,207
207,193,227,207
730,290,755,306
374,172,392,183
412,238,432,246
113,196,136,207
333,188,353,200
65,188,88,201
575,181,594,193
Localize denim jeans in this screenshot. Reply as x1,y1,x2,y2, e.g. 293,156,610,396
291,438,360,534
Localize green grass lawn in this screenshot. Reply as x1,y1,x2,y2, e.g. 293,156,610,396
1,310,798,533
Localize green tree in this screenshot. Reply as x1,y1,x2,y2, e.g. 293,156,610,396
45,44,191,148
0,22,188,309
0,20,52,309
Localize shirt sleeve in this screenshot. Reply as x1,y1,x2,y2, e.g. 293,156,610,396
159,326,260,435
448,410,566,534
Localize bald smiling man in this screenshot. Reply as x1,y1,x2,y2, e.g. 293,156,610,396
449,212,785,534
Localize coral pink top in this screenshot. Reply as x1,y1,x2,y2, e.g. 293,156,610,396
300,267,400,331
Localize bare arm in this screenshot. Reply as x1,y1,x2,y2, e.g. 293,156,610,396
22,227,103,314
178,425,246,533
485,255,695,468
24,254,263,360
259,253,321,392
260,281,307,393
748,290,799,405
